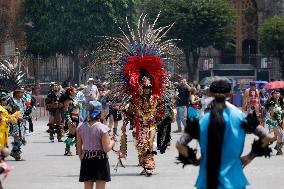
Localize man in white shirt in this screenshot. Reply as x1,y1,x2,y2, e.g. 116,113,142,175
83,78,99,102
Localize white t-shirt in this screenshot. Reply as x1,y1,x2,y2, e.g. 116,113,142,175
83,84,99,102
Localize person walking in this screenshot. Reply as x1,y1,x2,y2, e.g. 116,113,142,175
242,81,260,115
6,87,26,160
76,84,86,122
45,82,64,142
176,79,274,189
174,79,190,133
83,78,99,102
23,86,36,135
77,101,116,189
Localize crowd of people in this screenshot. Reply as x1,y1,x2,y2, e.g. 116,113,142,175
0,76,283,189
0,15,282,189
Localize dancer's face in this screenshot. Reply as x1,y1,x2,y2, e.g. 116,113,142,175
273,91,280,100
143,86,151,95
0,99,6,106
52,85,59,92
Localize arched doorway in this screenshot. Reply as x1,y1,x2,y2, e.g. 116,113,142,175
221,40,236,64
242,39,257,65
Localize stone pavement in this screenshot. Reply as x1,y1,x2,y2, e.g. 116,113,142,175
3,118,284,189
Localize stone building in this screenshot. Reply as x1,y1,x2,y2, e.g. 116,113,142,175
1,0,284,82
198,0,284,80
0,0,25,55
227,0,284,64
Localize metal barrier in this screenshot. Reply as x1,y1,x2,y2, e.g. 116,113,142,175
34,95,48,120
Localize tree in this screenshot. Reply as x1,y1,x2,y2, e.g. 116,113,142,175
144,0,235,80
259,15,284,79
22,0,139,82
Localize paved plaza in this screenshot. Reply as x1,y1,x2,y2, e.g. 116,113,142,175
3,118,284,189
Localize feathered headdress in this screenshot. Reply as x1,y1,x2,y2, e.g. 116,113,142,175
87,12,181,103
0,59,25,92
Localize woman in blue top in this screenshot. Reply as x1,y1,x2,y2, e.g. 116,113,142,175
176,79,274,189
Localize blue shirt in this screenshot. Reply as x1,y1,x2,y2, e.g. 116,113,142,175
196,102,249,189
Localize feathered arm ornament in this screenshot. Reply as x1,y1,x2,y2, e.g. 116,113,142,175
250,139,272,158
176,117,201,167
176,146,200,168
242,110,260,134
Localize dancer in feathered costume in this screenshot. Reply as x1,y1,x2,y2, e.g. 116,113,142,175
86,13,181,176
61,87,80,156
176,79,275,189
0,60,26,160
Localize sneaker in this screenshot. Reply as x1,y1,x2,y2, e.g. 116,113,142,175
58,139,63,142
145,169,153,177
25,132,32,136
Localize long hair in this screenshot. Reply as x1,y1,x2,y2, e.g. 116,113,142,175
206,80,231,189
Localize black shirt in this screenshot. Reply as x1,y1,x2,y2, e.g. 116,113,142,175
176,85,189,107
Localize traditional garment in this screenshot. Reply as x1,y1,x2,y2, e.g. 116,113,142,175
245,88,260,114
177,80,272,189
45,89,63,142
63,101,80,156
0,106,21,154
6,97,26,160
127,95,164,170
87,13,181,175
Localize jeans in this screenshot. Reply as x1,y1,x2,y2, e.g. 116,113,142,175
176,106,187,129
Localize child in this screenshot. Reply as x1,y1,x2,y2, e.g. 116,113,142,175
77,101,116,189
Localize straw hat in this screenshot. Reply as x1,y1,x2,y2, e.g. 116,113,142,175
78,84,85,90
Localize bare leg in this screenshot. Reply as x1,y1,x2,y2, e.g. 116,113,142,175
113,121,118,135
274,127,282,143
149,129,156,152
108,115,114,130
96,180,106,189
84,181,94,189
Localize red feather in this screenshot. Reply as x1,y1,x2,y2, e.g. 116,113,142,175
123,56,167,98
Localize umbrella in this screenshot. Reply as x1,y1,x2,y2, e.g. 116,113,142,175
199,76,232,86
244,80,268,89
263,81,284,89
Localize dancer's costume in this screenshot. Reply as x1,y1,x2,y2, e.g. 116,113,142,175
0,59,25,160
243,88,260,115
23,91,36,133
45,85,64,142
265,102,283,155
6,93,27,160
87,13,181,175
177,80,272,189
61,87,80,156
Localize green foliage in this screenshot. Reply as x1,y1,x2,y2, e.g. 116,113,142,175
22,0,138,56
143,0,235,78
259,15,284,56
259,15,284,78
144,0,235,50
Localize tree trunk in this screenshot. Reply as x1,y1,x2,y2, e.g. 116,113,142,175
192,49,200,81
183,48,191,79
73,49,80,85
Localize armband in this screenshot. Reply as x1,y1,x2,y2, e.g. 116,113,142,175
242,110,260,134
176,146,199,168
184,118,200,140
